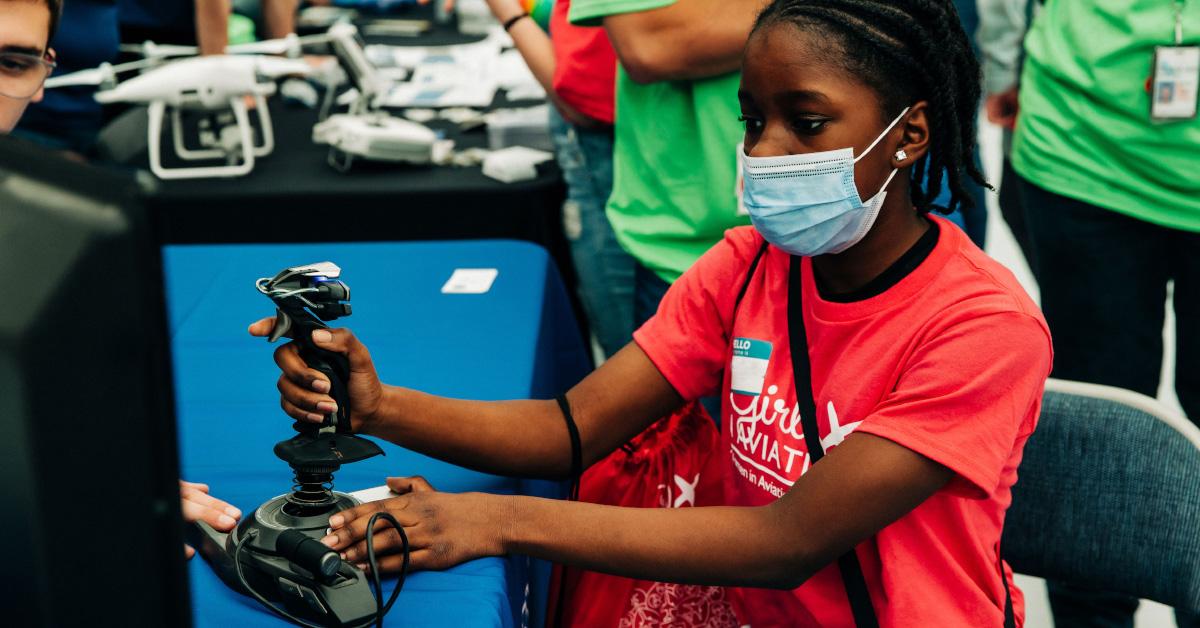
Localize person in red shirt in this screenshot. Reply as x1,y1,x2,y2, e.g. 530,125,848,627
252,0,1052,625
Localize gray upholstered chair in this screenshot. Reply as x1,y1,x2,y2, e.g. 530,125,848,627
1003,378,1200,615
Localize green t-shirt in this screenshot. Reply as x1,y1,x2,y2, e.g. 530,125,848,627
570,0,749,283
1012,0,1200,232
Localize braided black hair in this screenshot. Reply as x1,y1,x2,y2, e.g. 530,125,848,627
753,0,989,214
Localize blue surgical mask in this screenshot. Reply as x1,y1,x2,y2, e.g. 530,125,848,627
742,107,910,257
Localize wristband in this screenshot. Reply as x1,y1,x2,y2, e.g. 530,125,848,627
503,12,529,31
555,394,582,501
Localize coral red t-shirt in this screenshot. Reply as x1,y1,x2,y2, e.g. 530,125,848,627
633,217,1052,627
550,0,617,125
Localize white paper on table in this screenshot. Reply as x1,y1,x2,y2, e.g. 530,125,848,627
506,83,547,101
381,81,498,108
482,146,553,183
349,485,398,504
486,25,514,48
441,268,499,294
495,49,538,90
365,39,502,72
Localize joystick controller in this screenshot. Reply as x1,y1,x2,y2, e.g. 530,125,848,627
186,262,405,627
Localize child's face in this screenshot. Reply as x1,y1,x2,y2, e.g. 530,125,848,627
0,0,51,133
739,22,903,206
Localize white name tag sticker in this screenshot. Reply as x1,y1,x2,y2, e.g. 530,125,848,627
1152,46,1200,120
731,337,772,396
441,268,499,294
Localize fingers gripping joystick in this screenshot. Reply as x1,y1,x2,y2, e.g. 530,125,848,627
257,261,354,434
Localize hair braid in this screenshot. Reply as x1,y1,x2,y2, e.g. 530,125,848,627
753,0,990,214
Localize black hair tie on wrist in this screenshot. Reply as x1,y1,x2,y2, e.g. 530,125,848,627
503,12,529,31
555,394,582,501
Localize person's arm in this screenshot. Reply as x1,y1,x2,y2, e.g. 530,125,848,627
977,0,1030,128
196,0,232,55
261,0,300,40
253,319,683,479
321,309,1049,583
488,0,556,89
370,347,684,477
322,431,952,585
596,0,768,84
484,0,596,127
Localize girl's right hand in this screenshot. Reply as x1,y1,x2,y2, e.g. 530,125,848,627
248,318,386,435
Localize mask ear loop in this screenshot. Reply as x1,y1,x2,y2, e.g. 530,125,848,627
838,164,902,254
874,166,901,197
852,106,911,164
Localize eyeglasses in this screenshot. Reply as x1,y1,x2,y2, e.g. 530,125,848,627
0,51,56,99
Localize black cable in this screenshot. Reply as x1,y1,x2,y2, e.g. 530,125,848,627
231,521,409,628
366,511,408,627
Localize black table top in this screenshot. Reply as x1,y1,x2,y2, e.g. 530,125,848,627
142,94,557,207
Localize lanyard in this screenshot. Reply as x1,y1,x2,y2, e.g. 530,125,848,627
1175,0,1186,44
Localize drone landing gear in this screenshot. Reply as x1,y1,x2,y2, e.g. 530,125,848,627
147,94,275,180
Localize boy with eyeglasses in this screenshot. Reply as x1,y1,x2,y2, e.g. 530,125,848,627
1,0,246,552
14,0,119,152
0,0,59,133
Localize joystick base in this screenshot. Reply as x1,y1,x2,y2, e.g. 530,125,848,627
186,492,380,627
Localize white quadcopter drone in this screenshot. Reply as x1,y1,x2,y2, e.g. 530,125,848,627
48,52,308,180
120,55,306,180
48,22,435,178
307,24,437,172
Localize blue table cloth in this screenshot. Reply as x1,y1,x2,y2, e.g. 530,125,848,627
163,240,591,627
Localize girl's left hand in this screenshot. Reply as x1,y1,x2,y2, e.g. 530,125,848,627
320,476,508,573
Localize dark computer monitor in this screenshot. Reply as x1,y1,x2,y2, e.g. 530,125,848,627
0,136,191,626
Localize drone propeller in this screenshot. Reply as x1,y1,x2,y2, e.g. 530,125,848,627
231,33,342,56
253,56,315,79
44,58,162,89
118,33,337,61
118,41,201,59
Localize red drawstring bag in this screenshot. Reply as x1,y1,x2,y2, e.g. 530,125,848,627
548,402,741,627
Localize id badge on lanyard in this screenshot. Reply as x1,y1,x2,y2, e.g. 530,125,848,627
1150,0,1199,121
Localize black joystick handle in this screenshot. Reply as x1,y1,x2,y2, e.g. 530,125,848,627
292,318,353,435
262,263,383,469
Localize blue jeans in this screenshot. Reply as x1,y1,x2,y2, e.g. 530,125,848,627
632,263,726,423
633,263,671,328
548,109,635,358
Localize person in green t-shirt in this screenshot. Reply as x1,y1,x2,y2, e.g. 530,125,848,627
1011,1,1200,626
569,0,764,325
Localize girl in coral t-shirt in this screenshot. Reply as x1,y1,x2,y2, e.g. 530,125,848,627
255,0,1051,625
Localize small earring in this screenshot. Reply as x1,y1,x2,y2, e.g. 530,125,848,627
894,149,908,162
